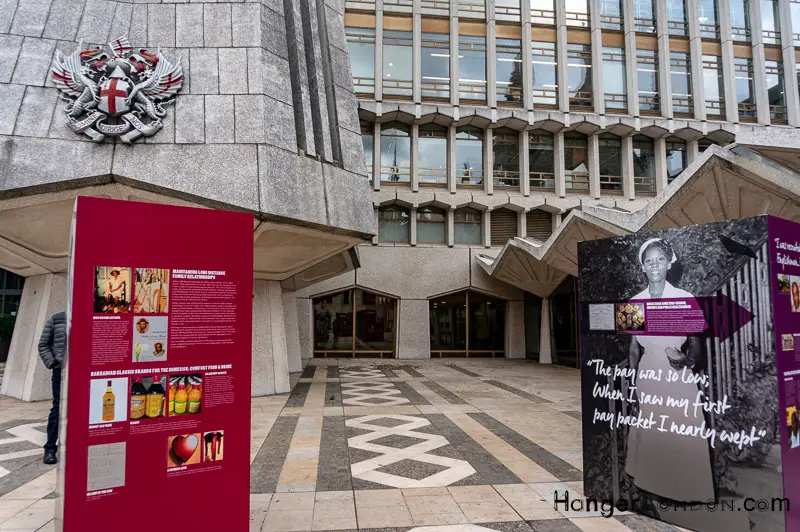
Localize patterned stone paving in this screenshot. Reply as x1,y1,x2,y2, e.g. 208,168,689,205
0,359,693,531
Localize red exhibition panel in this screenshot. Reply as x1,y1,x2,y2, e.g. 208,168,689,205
59,197,253,532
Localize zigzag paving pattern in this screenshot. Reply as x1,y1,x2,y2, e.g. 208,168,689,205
0,360,691,531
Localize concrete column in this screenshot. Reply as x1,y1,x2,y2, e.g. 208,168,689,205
654,137,668,193
687,139,700,163
750,0,772,124
588,133,601,199
551,213,560,233
539,296,552,364
282,291,302,374
656,0,673,118
410,206,418,245
719,0,740,122
296,298,313,366
621,135,635,200
520,130,530,196
373,122,382,190
375,12,384,102
450,15,460,106
252,280,290,396
522,17,534,110
372,207,380,245
397,299,431,359
411,123,420,191
484,127,494,194
1,273,66,402
483,210,491,247
554,131,567,197
555,1,569,111
505,299,526,359
623,0,640,116
413,12,422,104
590,0,605,115
448,124,457,193
779,0,800,125
686,0,706,120
518,212,527,237
447,208,455,247
487,14,498,108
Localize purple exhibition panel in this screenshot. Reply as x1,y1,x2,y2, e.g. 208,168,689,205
769,216,800,532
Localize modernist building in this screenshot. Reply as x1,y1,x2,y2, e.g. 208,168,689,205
285,0,800,366
0,0,374,401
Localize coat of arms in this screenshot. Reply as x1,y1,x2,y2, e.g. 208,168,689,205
51,37,183,143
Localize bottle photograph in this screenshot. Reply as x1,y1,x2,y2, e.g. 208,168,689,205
89,378,128,425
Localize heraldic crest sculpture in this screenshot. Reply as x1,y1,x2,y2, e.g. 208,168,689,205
51,36,183,143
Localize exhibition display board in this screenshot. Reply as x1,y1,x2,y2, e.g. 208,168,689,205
579,215,799,532
56,197,253,532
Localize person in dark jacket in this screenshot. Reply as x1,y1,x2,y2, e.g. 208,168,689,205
38,311,66,465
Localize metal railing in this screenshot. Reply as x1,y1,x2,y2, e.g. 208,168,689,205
352,77,375,98
668,20,689,35
639,93,660,112
738,102,757,119
533,88,558,107
565,172,590,191
494,170,520,188
634,17,656,33
314,351,394,359
699,23,720,39
600,175,623,192
634,176,656,195
569,91,593,108
381,165,411,183
458,80,488,102
604,93,627,111
497,84,523,106
530,172,556,190
705,98,725,117
600,14,623,31
762,29,781,44
565,11,590,27
421,80,451,101
458,0,486,17
496,3,521,21
672,95,693,115
418,167,448,184
456,169,484,186
345,0,376,10
421,0,449,12
794,33,800,46
771,105,788,122
382,79,413,98
430,350,505,358
732,26,751,41
532,9,556,25
383,0,412,10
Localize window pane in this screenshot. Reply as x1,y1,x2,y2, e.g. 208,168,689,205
531,0,556,24
419,125,448,184
599,134,622,191
698,0,719,37
634,0,657,32
667,1,689,35
459,36,487,101
532,42,557,105
603,47,627,109
422,32,450,100
456,127,484,185
793,3,800,45
564,133,589,190
703,55,724,115
633,136,655,194
600,0,623,30
417,207,446,244
313,291,354,351
380,123,411,182
454,208,482,244
379,206,410,242
493,130,520,187
355,291,396,351
761,0,779,44
529,131,555,189
666,139,687,182
735,58,756,118
497,38,523,104
383,30,413,98
430,292,468,350
730,0,750,36
766,60,787,120
637,49,659,111
346,28,375,95
671,52,692,114
468,291,506,351
565,0,590,26
568,44,593,107
361,122,373,176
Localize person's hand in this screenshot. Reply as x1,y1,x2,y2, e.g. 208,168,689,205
665,347,690,370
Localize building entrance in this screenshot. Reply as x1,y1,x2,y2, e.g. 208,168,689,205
429,290,506,358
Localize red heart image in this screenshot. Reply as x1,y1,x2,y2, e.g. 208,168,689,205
171,434,198,463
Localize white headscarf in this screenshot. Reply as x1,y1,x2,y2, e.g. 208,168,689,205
638,237,677,266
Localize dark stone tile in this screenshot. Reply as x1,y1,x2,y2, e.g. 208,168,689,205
420,380,469,404
479,521,534,532
285,382,311,407
393,382,430,405
615,515,683,531
0,457,54,497
375,458,449,480
0,419,45,431
250,416,299,493
301,365,317,378
447,364,482,378
349,416,410,429
317,416,351,491
484,380,552,404
527,519,582,532
380,368,398,378
370,434,429,449
327,366,340,379
351,477,393,490
324,379,342,407
358,528,412,532
468,413,582,482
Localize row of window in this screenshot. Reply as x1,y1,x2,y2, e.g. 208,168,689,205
347,24,791,121
363,122,699,195
350,0,797,44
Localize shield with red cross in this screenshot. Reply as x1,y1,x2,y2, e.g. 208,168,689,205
98,78,132,116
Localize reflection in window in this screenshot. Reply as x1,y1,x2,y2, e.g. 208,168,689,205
667,0,689,35
380,122,411,183
632,135,656,195
378,205,410,242
458,0,487,18
567,44,593,108
456,126,484,185
532,42,557,107
564,132,589,191
345,27,375,97
459,35,487,102
598,133,623,193
730,0,751,41
602,47,627,110
735,57,757,119
634,0,656,32
761,0,780,44
531,0,555,24
793,2,800,46
496,0,522,21
360,121,373,179
313,289,397,358
600,0,623,30
455,207,482,245
637,49,659,113
766,60,787,122
383,30,413,99
421,32,450,101
665,137,687,183
529,130,555,190
417,206,447,244
493,128,520,188
418,124,448,184
496,38,523,106
429,290,506,357
565,0,590,27
671,52,692,115
697,0,719,38
703,55,724,117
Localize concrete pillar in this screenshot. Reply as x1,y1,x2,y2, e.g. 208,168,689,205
521,2,534,110
588,133,601,199
252,280,290,396
297,298,313,365
750,0,772,124
1,273,66,402
554,131,567,197
410,206,418,245
373,122,382,190
556,1,570,112
372,207,380,245
413,11,422,104
282,291,302,374
622,135,635,200
687,139,700,164
590,0,605,115
686,0,706,120
375,12,384,102
411,123,420,191
486,16,497,108
518,211,526,238
623,0,640,116
654,137,668,193
520,130,530,196
551,213,560,233
484,127,494,194
539,296,552,364
505,299,526,359
397,299,430,359
779,0,800,125
450,15,460,106
719,0,740,123
448,124,457,193
483,210,491,247
447,208,455,247
656,0,673,118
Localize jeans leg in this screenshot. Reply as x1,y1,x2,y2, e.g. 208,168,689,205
44,367,61,453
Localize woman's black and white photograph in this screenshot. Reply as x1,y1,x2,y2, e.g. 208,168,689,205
579,217,781,532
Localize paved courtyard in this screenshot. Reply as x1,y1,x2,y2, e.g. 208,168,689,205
0,360,684,531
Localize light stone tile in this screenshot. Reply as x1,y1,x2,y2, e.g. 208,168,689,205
354,489,405,508
9,0,51,37
404,494,462,515
312,499,355,520
457,501,521,523
568,516,635,532
190,48,219,94
203,4,232,47
0,470,56,501
128,4,148,47
447,486,503,504
262,509,314,532
75,0,115,44
0,35,23,84
0,500,35,523
175,94,205,144
108,2,132,41
410,512,469,526
219,48,248,94
232,3,261,47
493,484,562,521
204,94,234,143
147,4,175,47
355,504,414,529
402,487,450,497
42,0,83,40
269,492,315,511
0,0,19,34
314,491,352,502
0,499,53,530
175,4,203,47
234,94,266,144
13,86,57,138
11,38,56,87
